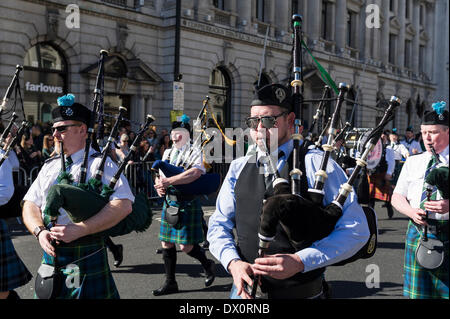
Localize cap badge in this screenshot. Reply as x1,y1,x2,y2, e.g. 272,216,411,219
275,88,286,104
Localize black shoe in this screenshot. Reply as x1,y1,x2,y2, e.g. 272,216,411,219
202,240,209,250
113,244,123,267
152,281,179,296
156,248,163,254
204,260,216,287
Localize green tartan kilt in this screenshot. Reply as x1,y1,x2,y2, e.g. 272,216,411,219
403,220,449,299
0,219,32,292
159,198,205,245
37,237,119,299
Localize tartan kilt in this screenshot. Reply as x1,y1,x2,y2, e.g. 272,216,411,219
403,220,449,299
368,172,392,202
0,219,32,292
159,198,205,245
38,237,119,299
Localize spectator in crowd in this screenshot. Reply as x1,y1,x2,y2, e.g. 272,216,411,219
128,131,136,147
146,129,158,160
31,124,44,153
139,139,151,161
41,134,55,160
401,126,422,155
115,133,130,165
15,132,42,173
158,134,172,160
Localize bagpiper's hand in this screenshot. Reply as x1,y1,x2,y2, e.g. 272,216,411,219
38,230,56,257
423,199,449,215
410,208,428,225
252,254,304,280
49,223,86,244
228,259,254,299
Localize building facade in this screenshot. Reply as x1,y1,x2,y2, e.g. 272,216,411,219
0,0,448,135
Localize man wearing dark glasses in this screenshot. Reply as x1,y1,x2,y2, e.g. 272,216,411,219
22,94,134,299
207,83,369,299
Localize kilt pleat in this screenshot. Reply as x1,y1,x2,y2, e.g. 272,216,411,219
0,219,33,292
38,238,119,299
403,220,449,299
159,198,205,244
368,173,392,202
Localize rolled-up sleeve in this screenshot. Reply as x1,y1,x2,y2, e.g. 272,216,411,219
207,158,246,272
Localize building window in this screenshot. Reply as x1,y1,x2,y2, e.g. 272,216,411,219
405,0,410,19
346,10,356,48
23,43,67,124
209,68,231,127
213,0,225,11
389,34,397,65
389,0,396,13
321,1,331,40
256,0,265,21
292,0,304,15
419,45,426,73
420,4,426,26
404,40,411,69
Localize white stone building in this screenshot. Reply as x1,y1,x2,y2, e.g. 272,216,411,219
0,0,447,136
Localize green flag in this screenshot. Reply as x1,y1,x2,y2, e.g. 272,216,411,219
301,40,339,95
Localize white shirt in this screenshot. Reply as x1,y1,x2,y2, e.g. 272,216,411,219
24,147,135,225
387,142,409,161
401,139,422,155
394,145,449,220
161,144,206,175
0,150,14,205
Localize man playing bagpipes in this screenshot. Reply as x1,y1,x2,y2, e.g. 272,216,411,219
392,102,449,299
1,142,32,299
207,83,370,299
152,115,216,296
22,94,134,299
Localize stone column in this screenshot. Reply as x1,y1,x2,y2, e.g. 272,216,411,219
397,0,406,69
380,0,390,66
267,0,275,37
425,3,434,80
335,0,347,54
412,1,420,75
228,0,237,27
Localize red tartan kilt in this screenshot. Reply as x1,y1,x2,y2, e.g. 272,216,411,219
368,172,392,202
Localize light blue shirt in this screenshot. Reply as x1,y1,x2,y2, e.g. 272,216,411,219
207,140,370,273
0,150,14,205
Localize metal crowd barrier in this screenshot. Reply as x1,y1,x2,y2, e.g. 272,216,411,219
15,161,232,204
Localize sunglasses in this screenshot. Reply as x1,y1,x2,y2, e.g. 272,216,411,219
52,124,82,133
245,112,287,129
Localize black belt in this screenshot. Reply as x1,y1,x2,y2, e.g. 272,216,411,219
255,276,324,299
57,235,104,248
167,194,196,202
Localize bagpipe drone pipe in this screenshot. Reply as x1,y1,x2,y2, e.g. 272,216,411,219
41,50,154,237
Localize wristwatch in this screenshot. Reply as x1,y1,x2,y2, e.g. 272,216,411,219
33,226,46,239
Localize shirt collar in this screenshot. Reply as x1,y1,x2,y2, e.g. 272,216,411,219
69,147,95,164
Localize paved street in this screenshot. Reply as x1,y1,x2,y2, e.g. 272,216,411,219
9,201,408,299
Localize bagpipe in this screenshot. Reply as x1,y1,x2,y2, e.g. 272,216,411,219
41,50,153,237
0,65,32,219
151,96,222,196
415,144,448,270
